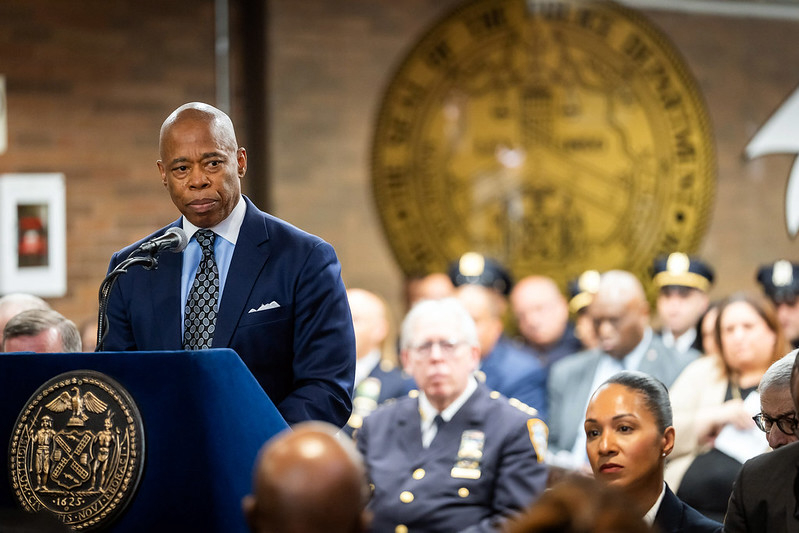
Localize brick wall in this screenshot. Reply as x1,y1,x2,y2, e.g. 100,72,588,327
1,0,798,330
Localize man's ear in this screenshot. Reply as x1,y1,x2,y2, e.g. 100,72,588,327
157,160,167,188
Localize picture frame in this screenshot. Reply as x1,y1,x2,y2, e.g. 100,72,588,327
0,173,67,297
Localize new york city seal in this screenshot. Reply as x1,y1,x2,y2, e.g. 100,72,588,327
9,371,144,530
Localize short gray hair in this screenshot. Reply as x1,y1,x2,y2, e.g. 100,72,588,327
759,350,798,394
3,309,82,353
400,298,479,350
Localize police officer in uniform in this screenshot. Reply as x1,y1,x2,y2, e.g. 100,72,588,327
344,288,414,437
357,298,547,533
450,253,549,421
567,270,601,351
757,260,799,349
652,252,714,356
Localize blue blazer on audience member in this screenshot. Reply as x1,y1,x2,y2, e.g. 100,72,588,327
103,196,356,427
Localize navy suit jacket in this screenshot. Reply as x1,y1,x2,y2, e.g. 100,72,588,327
724,441,799,532
103,196,356,427
481,335,548,421
656,485,722,533
357,383,548,533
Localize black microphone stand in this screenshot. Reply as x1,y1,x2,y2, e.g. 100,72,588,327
95,250,161,352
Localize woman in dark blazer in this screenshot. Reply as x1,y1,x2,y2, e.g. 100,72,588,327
584,371,723,533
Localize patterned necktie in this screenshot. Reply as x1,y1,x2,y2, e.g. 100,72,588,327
183,229,219,350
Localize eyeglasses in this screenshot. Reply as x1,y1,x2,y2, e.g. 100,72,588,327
409,339,466,358
752,412,799,435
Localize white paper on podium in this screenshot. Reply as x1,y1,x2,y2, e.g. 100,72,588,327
713,391,765,464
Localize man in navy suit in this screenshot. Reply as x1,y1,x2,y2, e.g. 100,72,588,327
102,102,355,427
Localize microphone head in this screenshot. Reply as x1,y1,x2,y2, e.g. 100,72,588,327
166,227,189,253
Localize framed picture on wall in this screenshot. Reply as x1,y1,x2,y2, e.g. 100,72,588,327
0,173,66,297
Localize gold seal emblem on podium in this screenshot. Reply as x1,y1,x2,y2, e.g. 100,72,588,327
9,370,144,530
372,0,715,286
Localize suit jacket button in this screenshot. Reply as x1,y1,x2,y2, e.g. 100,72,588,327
458,487,470,498
412,468,425,480
400,491,414,503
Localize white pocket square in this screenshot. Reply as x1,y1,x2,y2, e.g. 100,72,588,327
248,301,281,313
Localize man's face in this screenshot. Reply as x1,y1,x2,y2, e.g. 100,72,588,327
759,385,799,449
401,315,480,410
776,299,799,343
590,292,647,359
157,117,246,228
456,285,503,358
656,286,709,338
3,327,63,353
347,289,388,360
511,280,569,348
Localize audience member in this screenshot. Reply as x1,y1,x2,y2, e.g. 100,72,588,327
666,292,789,522
357,298,547,532
456,283,548,421
243,421,370,533
404,272,455,310
584,371,722,532
757,259,799,348
511,275,582,366
547,270,694,470
0,292,50,350
2,309,82,353
724,350,799,531
79,316,98,352
697,302,721,356
505,474,649,533
752,350,799,449
652,253,714,356
101,102,355,427
567,270,601,351
344,288,414,436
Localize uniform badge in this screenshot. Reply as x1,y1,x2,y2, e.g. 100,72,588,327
451,430,484,479
9,370,145,530
347,377,383,430
527,418,549,463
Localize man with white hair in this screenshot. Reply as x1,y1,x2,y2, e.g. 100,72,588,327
357,298,547,532
547,270,696,470
752,350,799,450
0,293,50,351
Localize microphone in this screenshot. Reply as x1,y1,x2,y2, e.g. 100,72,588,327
136,227,189,255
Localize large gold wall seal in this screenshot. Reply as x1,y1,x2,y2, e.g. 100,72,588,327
9,371,144,530
372,0,716,286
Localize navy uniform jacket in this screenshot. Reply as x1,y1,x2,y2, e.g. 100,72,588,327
357,383,548,532
724,441,799,532
656,484,722,533
480,335,548,421
344,360,415,437
103,196,356,427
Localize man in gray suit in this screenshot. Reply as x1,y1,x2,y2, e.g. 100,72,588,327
547,270,696,471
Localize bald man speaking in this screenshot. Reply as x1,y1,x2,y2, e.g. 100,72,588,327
103,102,355,427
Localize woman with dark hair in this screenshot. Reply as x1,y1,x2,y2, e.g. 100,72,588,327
665,292,790,521
584,370,722,532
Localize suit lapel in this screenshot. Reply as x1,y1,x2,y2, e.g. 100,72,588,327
212,198,271,348
149,221,184,349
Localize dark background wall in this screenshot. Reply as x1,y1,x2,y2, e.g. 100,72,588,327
1,0,797,325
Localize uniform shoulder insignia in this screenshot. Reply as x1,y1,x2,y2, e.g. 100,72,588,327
489,390,501,400
508,397,538,416
408,389,419,399
527,418,549,463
